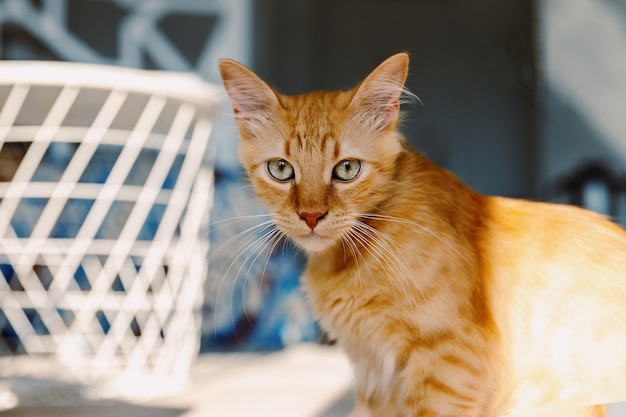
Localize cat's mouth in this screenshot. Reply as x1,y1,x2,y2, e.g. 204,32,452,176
277,215,348,253
291,230,338,253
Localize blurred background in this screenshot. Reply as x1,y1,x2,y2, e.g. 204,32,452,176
0,0,625,414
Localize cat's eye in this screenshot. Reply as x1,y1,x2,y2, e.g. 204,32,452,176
267,159,295,182
333,159,361,181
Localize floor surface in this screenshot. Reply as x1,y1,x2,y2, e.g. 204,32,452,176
1,344,626,417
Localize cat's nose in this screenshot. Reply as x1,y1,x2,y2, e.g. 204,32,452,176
299,211,327,230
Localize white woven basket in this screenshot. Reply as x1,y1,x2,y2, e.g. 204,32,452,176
0,61,218,399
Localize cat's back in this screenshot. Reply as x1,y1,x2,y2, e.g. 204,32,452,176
484,196,626,287
482,196,626,412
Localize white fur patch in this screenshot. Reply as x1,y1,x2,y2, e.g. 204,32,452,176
381,351,396,391
357,350,397,401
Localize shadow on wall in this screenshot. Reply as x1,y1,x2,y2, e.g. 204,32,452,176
538,87,625,198
539,0,626,181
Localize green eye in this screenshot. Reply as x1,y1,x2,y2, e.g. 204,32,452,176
333,159,361,181
267,159,295,181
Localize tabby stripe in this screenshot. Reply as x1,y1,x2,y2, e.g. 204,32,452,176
284,137,292,157
413,330,455,349
440,353,482,376
408,403,476,417
296,133,303,150
411,406,438,417
408,402,478,417
423,376,476,403
456,337,487,358
329,297,345,312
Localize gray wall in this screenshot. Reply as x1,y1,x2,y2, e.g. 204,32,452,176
253,0,538,198
537,0,626,194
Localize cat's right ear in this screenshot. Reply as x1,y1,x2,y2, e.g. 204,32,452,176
219,59,280,135
350,53,410,132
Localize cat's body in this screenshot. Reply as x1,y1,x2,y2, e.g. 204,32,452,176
219,53,626,417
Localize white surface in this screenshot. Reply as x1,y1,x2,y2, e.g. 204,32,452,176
0,344,355,417
169,345,355,417
2,343,626,417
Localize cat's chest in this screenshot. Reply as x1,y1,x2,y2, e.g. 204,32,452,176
300,257,425,356
302,266,407,402
301,251,453,340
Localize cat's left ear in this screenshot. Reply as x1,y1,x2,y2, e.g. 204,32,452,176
350,53,409,131
219,59,281,137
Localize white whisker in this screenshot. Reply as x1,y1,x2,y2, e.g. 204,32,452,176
348,224,403,298
209,219,276,261
236,226,284,325
207,213,274,233
349,221,414,302
210,218,279,338
354,220,426,306
358,212,468,264
340,232,367,289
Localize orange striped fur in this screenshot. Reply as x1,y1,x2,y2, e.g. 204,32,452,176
219,53,626,417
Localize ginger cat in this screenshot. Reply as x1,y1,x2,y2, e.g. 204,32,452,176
218,53,626,417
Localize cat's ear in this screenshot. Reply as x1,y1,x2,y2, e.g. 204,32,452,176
219,59,280,135
350,53,409,131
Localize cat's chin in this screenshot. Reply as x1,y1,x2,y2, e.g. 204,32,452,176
291,233,338,253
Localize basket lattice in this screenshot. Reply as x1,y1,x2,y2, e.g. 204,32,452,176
0,61,218,396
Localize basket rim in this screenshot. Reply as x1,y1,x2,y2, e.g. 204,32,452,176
0,60,223,108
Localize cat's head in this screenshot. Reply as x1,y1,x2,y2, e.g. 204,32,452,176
219,53,410,253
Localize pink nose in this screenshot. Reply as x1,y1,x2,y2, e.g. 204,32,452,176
299,211,327,230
